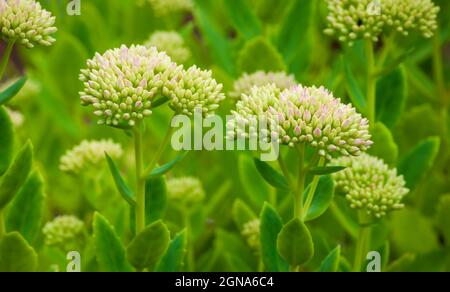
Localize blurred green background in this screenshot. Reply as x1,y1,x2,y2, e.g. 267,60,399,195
2,0,450,271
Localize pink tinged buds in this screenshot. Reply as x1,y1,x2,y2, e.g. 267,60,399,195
79,45,178,127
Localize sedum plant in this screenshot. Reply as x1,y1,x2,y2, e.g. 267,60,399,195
145,31,191,64
42,215,85,251
229,71,297,99
0,0,448,273
229,82,372,271
0,0,56,79
331,153,409,271
60,139,123,174
79,43,224,273
324,0,440,125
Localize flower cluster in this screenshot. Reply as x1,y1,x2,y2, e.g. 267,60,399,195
145,31,191,64
229,84,372,160
324,0,440,45
0,0,57,48
166,177,205,206
331,154,409,218
164,65,225,116
241,219,260,253
42,215,84,250
79,45,180,127
230,71,297,99
60,139,123,174
147,0,193,16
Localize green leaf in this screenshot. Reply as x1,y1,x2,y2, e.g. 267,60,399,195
0,140,33,209
151,96,169,109
368,122,398,165
386,254,416,272
194,0,235,76
238,155,270,207
308,166,346,176
237,37,286,74
342,57,366,114
126,220,170,271
277,218,314,266
376,67,407,128
0,106,14,176
0,232,37,272
145,176,167,224
398,137,440,190
253,0,290,24
319,245,341,272
105,153,135,206
155,230,187,272
0,76,27,105
6,171,45,243
93,212,133,272
147,151,189,179
390,208,438,254
405,63,438,102
436,195,450,247
375,48,414,78
232,199,257,231
276,0,313,64
253,158,289,191
304,175,335,222
259,203,289,272
223,0,261,40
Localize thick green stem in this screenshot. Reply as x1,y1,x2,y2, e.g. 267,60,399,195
0,209,5,238
432,32,448,107
302,157,326,221
365,40,376,125
277,154,294,191
134,124,145,234
377,33,394,69
183,210,195,272
353,212,372,272
0,41,15,81
353,226,371,272
294,144,306,219
142,125,174,178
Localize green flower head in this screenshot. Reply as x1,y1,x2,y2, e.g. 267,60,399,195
145,31,191,64
324,0,440,46
43,215,84,250
331,154,409,218
164,65,225,116
230,71,297,99
0,0,57,48
79,45,181,127
241,219,260,253
60,139,123,174
167,177,205,206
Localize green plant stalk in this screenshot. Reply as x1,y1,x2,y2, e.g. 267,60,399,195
0,40,15,81
277,153,294,191
134,123,145,234
365,40,376,125
0,209,5,238
432,31,448,107
302,156,326,221
183,209,195,272
142,125,174,178
377,33,395,69
294,143,306,219
353,212,372,272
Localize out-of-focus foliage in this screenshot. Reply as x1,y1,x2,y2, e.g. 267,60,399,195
0,0,449,272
